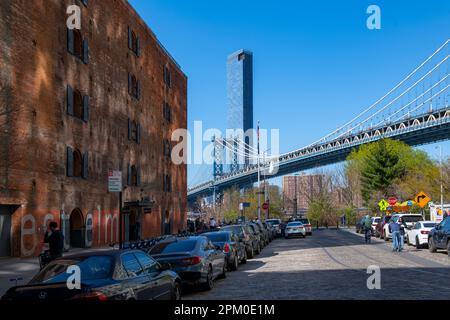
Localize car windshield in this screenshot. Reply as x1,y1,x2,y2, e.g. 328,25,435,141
287,222,303,227
30,256,114,284
149,240,197,254
384,216,392,222
423,223,436,228
298,219,309,224
373,218,381,223
401,216,422,223
204,233,229,242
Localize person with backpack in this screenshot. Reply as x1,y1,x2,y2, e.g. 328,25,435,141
363,215,372,244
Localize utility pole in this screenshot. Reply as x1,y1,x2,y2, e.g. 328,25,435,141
293,174,298,218
438,145,444,213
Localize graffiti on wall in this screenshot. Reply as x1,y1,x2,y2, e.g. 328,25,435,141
20,207,119,257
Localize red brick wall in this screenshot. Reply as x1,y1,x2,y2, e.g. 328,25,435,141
0,0,187,257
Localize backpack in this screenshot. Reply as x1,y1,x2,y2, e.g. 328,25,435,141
364,218,372,229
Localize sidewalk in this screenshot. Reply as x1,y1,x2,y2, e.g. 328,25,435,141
0,246,115,297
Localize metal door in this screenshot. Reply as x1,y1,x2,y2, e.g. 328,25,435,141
0,206,12,257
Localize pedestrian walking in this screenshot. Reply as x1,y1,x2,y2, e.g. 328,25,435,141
389,220,401,252
363,215,372,244
41,221,64,269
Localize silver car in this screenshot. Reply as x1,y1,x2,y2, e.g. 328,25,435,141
285,222,306,238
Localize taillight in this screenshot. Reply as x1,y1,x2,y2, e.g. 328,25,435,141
421,230,429,235
181,256,202,266
71,291,108,301
223,244,230,253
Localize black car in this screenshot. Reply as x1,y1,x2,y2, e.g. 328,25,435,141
1,250,181,301
203,231,247,271
148,236,226,291
245,223,263,254
221,224,256,259
428,217,450,256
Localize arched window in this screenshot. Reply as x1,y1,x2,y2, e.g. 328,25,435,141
131,165,137,186
131,121,138,141
73,149,83,178
73,29,83,59
73,90,83,119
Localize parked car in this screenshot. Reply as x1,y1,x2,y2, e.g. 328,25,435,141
1,250,181,301
247,222,266,249
375,215,392,238
254,221,270,245
202,231,246,271
262,222,274,242
428,217,450,256
265,218,282,237
221,224,256,259
406,221,437,249
285,222,306,238
297,218,312,236
383,214,423,241
371,217,381,235
148,236,226,291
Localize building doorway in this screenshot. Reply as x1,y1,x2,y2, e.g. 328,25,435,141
69,209,85,248
129,209,141,242
0,205,16,257
164,210,172,235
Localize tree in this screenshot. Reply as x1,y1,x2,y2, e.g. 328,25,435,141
346,139,438,212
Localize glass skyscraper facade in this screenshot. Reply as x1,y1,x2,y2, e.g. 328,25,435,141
227,49,254,171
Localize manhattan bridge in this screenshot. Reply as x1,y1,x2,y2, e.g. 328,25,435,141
188,39,450,205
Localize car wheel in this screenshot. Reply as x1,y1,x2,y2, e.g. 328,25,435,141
447,241,450,257
428,238,437,253
172,282,182,300
384,233,389,242
415,237,421,249
230,255,238,271
241,250,247,264
406,236,411,246
219,261,227,279
247,247,254,259
202,266,214,291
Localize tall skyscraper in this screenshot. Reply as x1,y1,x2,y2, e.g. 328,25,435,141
227,49,254,171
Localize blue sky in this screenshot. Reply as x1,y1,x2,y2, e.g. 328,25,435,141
128,0,450,186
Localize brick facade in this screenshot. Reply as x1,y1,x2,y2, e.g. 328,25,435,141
0,0,187,257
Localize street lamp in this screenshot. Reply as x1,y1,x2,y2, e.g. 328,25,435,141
293,173,300,218
436,145,444,214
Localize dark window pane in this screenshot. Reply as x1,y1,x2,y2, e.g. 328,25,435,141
122,253,144,278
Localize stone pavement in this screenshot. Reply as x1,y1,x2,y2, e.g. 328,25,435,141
184,228,450,300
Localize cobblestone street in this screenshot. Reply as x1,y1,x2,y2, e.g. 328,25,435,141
184,228,450,300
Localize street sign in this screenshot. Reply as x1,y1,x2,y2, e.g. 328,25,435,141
262,202,270,210
388,197,397,206
378,199,389,211
239,202,251,210
108,170,122,193
414,191,432,208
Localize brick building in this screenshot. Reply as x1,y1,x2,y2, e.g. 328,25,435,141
282,174,324,214
0,0,187,257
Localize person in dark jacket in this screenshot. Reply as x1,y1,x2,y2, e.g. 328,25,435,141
44,222,64,261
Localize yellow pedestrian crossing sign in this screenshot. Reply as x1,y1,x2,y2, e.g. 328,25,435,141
378,199,389,211
414,191,431,208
